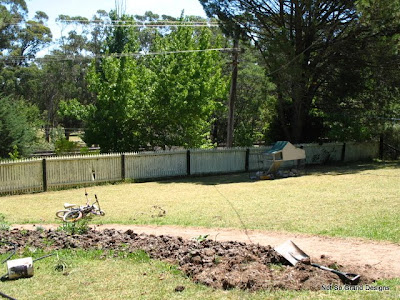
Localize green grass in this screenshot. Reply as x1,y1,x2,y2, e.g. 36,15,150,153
0,161,399,243
0,250,398,300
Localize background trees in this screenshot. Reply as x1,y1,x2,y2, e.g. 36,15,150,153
0,96,42,157
0,1,399,158
199,0,400,143
85,15,229,151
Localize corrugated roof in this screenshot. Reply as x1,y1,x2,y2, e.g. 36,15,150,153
265,141,288,154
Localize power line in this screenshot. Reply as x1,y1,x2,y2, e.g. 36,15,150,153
3,21,219,28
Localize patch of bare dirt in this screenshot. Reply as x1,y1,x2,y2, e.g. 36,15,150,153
4,225,397,291
13,224,400,280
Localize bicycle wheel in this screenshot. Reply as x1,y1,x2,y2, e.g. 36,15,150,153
56,210,70,219
63,210,83,223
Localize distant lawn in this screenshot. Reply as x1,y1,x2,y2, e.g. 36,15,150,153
0,161,399,243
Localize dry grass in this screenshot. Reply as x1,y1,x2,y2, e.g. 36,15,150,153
0,161,399,242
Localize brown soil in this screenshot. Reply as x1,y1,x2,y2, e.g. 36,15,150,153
5,224,400,291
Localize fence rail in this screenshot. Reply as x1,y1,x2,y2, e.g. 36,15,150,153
0,142,379,195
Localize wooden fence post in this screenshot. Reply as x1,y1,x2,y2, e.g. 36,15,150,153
186,150,191,176
42,158,47,192
379,134,384,160
121,153,126,180
245,148,250,172
341,143,346,162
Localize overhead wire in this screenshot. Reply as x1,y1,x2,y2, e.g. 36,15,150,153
213,186,253,244
3,21,219,28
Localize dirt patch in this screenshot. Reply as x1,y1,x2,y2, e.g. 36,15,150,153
12,224,400,280
0,227,380,291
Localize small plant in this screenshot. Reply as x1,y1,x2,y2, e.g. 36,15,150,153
213,255,222,265
192,234,209,242
0,214,10,231
54,253,68,274
8,145,20,160
35,226,45,233
270,263,285,272
151,206,166,218
57,218,91,235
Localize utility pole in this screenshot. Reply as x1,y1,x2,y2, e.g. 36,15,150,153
226,39,239,148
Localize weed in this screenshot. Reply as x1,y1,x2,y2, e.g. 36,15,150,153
57,218,91,235
151,205,166,218
35,226,45,233
213,255,222,265
192,234,209,242
42,237,54,246
270,264,285,272
0,214,10,231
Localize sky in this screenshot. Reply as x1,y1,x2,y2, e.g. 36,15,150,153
27,0,207,23
26,0,208,55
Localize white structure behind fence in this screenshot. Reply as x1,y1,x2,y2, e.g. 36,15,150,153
0,142,379,195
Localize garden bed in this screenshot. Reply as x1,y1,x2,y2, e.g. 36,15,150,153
0,228,374,291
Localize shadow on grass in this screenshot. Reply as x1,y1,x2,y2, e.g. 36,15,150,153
154,160,400,185
158,172,255,185
304,160,400,176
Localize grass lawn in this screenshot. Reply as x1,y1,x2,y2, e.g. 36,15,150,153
0,161,399,243
1,161,399,299
0,249,398,300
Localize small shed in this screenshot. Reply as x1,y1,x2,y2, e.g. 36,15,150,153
263,141,306,174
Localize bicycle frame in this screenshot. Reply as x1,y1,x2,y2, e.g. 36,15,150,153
57,193,105,222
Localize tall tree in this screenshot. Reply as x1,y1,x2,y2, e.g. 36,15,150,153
145,19,228,149
200,0,400,143
85,14,228,151
0,0,28,52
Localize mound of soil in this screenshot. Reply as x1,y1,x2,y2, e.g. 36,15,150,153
0,228,373,291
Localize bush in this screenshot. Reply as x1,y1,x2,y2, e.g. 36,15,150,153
54,138,79,155
0,96,43,158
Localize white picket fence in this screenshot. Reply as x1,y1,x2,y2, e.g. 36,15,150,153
190,148,247,175
0,142,379,195
125,151,187,179
46,154,122,189
0,158,43,194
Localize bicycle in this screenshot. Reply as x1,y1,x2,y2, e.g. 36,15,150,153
56,192,105,223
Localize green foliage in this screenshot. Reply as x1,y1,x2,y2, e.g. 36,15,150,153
54,138,79,155
0,213,10,231
57,99,94,129
200,0,400,143
145,21,228,149
233,47,276,146
0,96,42,158
0,0,28,51
8,145,20,160
85,16,228,152
192,234,209,242
57,218,90,235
